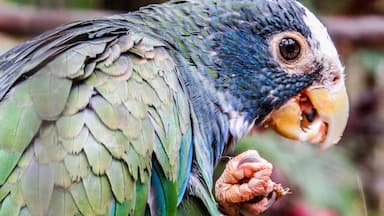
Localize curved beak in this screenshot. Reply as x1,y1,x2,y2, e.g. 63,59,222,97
267,82,349,149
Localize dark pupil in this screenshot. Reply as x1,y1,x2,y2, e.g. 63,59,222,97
279,38,301,61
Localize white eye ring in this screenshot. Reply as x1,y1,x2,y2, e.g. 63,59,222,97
270,32,309,68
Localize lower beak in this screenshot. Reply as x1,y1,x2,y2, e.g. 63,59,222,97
267,83,349,149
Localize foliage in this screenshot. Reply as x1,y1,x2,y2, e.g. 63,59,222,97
232,132,364,216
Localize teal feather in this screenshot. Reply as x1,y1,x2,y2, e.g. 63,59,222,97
149,168,166,216
177,127,193,204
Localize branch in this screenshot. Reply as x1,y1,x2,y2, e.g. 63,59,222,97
0,3,384,49
0,3,113,35
322,16,384,50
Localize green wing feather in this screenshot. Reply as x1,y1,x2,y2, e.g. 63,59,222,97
0,18,193,216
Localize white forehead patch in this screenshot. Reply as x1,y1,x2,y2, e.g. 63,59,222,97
296,2,340,65
295,1,345,90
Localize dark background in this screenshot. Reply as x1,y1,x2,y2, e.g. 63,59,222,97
1,0,383,215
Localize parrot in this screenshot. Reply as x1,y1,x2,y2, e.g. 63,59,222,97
0,0,349,215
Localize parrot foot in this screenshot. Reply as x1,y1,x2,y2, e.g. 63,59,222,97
215,150,290,216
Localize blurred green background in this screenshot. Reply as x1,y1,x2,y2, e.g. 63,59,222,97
0,0,383,215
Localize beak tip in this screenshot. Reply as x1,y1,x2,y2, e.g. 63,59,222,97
320,139,340,151
267,83,349,150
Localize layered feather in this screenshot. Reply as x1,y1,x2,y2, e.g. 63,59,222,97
0,28,193,216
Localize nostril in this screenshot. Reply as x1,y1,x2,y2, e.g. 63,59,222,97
332,74,340,83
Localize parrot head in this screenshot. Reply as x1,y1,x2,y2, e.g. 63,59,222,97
208,0,349,149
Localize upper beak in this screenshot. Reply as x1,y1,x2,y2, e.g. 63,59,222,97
267,82,349,149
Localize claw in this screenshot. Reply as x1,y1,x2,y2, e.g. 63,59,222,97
238,156,260,166
215,150,289,216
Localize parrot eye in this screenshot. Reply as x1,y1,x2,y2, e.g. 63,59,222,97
279,38,301,61
271,32,308,68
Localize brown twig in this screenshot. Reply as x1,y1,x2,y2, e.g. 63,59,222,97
0,3,113,36
0,3,384,49
322,16,384,50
